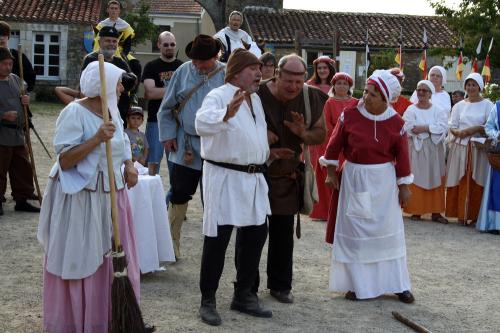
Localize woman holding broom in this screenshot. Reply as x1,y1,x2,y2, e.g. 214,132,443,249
37,61,142,333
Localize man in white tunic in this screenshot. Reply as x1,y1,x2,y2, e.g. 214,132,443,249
195,48,272,326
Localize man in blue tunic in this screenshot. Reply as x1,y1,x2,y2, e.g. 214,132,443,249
157,35,225,259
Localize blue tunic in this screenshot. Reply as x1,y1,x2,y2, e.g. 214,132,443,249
157,61,225,170
477,101,500,232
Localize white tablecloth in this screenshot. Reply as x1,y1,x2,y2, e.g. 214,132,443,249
126,174,175,273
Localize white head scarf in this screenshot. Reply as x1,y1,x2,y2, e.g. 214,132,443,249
368,69,402,103
429,66,447,85
80,60,125,120
417,79,435,95
464,72,484,91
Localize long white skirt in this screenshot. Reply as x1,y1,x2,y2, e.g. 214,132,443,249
329,161,411,299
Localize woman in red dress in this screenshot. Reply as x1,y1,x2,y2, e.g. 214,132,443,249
310,72,357,223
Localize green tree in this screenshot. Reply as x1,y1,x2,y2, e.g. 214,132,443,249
429,0,500,68
123,0,158,47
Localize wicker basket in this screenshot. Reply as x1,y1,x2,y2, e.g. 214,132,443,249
488,152,500,170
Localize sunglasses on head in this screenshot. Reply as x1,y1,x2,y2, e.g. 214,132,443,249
162,43,176,47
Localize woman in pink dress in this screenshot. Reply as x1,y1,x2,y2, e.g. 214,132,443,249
37,62,141,333
310,72,357,223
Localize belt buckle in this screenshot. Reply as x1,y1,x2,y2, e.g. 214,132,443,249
247,164,257,173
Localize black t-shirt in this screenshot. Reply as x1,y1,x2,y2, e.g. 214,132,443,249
141,58,183,122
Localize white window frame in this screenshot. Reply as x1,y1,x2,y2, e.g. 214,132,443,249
32,32,61,80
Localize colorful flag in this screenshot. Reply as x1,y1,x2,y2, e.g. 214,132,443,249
482,54,491,84
482,37,493,84
471,37,482,73
395,27,403,69
456,51,463,81
418,28,428,79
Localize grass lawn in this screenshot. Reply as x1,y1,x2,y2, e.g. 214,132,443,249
30,101,64,116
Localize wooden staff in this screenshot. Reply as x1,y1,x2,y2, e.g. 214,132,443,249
98,54,145,333
392,312,433,333
18,44,42,205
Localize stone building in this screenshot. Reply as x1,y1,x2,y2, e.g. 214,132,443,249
0,0,102,93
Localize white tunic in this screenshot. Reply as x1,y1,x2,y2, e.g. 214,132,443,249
403,104,448,189
196,83,271,237
446,99,493,187
214,27,253,54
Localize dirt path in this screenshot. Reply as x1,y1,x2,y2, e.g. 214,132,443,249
0,111,499,332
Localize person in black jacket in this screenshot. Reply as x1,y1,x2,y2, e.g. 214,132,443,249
0,21,36,92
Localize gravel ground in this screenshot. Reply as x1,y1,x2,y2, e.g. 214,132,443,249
0,109,499,333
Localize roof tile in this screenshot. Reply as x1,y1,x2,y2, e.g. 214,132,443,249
244,8,456,49
0,0,102,25
148,0,202,15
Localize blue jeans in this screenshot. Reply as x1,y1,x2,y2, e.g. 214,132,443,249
145,121,164,169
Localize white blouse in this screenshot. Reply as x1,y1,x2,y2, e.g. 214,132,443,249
49,102,132,194
403,104,449,151
448,99,494,145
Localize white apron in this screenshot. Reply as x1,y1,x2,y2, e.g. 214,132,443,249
330,161,411,298
333,161,406,263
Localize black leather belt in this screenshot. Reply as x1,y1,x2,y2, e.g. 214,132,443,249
206,160,266,173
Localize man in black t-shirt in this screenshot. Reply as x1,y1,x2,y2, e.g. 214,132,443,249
142,31,182,174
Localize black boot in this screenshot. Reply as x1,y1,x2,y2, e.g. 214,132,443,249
14,200,40,213
199,297,221,326
0,202,3,216
230,289,272,318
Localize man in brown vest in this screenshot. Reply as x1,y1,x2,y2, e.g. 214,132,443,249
257,54,327,303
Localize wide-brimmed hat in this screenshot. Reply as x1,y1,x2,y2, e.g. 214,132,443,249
185,34,221,60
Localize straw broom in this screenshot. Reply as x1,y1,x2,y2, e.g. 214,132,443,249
98,54,146,333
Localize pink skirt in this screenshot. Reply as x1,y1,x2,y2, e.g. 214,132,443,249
42,189,140,333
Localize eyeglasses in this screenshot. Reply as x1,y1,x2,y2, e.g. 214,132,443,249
162,43,176,47
416,89,431,93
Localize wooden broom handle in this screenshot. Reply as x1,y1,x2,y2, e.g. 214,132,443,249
98,54,121,250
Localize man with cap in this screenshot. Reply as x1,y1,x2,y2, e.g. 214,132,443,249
82,25,136,123
256,54,327,304
0,21,36,92
195,48,272,326
0,47,40,215
93,0,135,58
158,34,225,260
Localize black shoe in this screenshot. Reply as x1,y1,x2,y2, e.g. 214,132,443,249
270,289,294,304
345,291,358,301
199,298,222,326
0,202,3,216
14,200,40,213
231,290,272,318
144,323,156,333
396,290,415,304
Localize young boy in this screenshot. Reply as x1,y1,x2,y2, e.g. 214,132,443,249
125,106,149,166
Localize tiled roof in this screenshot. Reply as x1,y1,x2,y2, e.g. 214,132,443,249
244,7,457,50
0,0,101,24
148,0,202,15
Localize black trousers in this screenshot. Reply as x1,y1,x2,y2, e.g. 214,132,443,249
200,223,268,300
170,163,202,205
266,214,295,291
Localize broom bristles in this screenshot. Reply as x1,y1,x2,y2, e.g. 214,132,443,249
110,249,146,333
